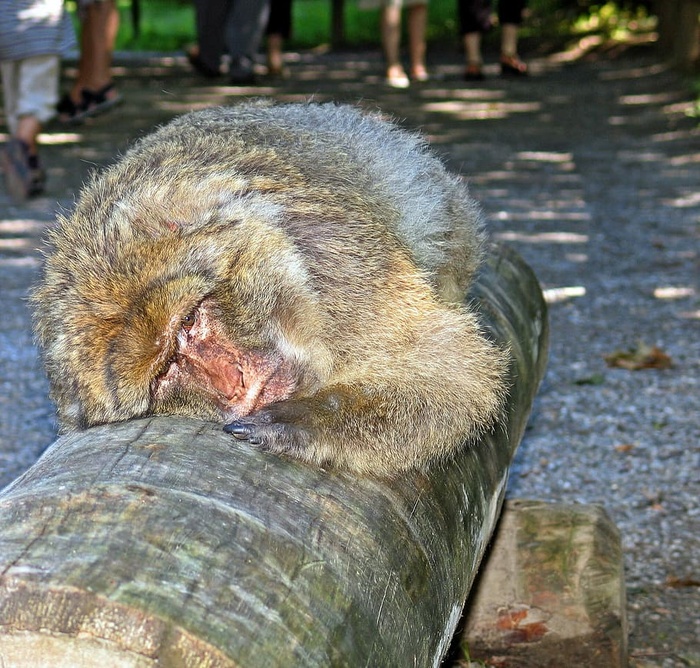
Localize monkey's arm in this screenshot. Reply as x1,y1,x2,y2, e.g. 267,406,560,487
224,314,508,477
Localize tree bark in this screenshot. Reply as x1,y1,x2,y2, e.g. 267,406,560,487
0,243,548,667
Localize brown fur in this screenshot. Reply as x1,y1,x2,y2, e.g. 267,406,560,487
31,101,508,476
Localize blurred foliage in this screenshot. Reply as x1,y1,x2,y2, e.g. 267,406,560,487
64,0,658,52
690,77,700,119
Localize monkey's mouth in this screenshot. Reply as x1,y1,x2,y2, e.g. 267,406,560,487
151,296,298,421
153,348,298,422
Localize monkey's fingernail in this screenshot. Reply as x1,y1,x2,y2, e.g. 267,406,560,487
223,422,253,439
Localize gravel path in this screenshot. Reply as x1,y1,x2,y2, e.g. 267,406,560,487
1,42,698,666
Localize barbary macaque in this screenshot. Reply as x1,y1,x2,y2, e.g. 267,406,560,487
32,101,508,476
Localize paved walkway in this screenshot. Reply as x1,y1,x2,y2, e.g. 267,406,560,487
1,43,698,666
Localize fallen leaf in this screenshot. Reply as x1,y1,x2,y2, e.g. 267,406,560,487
604,342,673,370
665,575,700,588
574,373,605,385
615,443,635,453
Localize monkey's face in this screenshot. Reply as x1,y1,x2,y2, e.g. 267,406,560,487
32,196,330,432
150,297,299,423
39,243,302,430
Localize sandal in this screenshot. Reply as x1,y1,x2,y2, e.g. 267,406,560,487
57,82,123,124
464,63,485,82
500,55,528,77
82,82,123,117
2,138,45,201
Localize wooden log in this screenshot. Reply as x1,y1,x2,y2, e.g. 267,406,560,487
0,243,548,667
460,499,628,668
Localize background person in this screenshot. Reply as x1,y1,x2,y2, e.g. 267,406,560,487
56,0,122,123
359,0,429,88
0,0,74,199
459,0,528,80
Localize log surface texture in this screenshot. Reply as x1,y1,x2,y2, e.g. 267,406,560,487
0,244,548,668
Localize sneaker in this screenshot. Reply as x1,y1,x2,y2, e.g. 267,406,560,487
229,57,258,86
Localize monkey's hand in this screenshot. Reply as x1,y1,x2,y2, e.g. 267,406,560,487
223,395,330,460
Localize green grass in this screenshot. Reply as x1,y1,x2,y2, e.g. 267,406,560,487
65,0,656,53
66,0,485,52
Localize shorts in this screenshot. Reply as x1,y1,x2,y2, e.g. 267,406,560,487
0,54,60,132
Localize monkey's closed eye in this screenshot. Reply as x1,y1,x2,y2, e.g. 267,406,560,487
181,310,197,332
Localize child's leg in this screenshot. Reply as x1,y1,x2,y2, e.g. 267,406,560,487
0,61,20,135
1,55,57,199
15,55,60,154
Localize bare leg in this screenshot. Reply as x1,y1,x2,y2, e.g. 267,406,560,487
463,31,484,79
500,23,527,75
407,3,428,81
267,33,285,75
70,0,119,102
381,5,408,87
15,115,41,156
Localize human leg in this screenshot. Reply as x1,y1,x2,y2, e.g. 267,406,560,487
58,0,121,122
381,2,409,87
190,0,231,76
407,2,428,81
1,56,58,199
266,0,292,76
458,0,491,80
498,0,527,74
463,32,484,79
225,0,271,84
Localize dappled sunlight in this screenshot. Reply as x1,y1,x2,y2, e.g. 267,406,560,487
496,211,590,222
420,99,541,121
663,100,697,116
0,219,47,258
1,132,82,145
599,61,668,81
0,238,35,253
516,151,573,164
654,286,696,300
668,152,700,167
495,231,589,244
548,35,605,63
0,219,46,235
420,88,506,102
619,92,681,106
542,285,587,304
617,149,666,162
469,171,581,186
663,191,700,208
609,89,695,127
0,256,39,268
157,86,279,113
299,68,359,81
652,128,699,143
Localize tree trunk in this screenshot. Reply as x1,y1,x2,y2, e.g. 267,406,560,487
0,243,548,667
655,0,700,70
